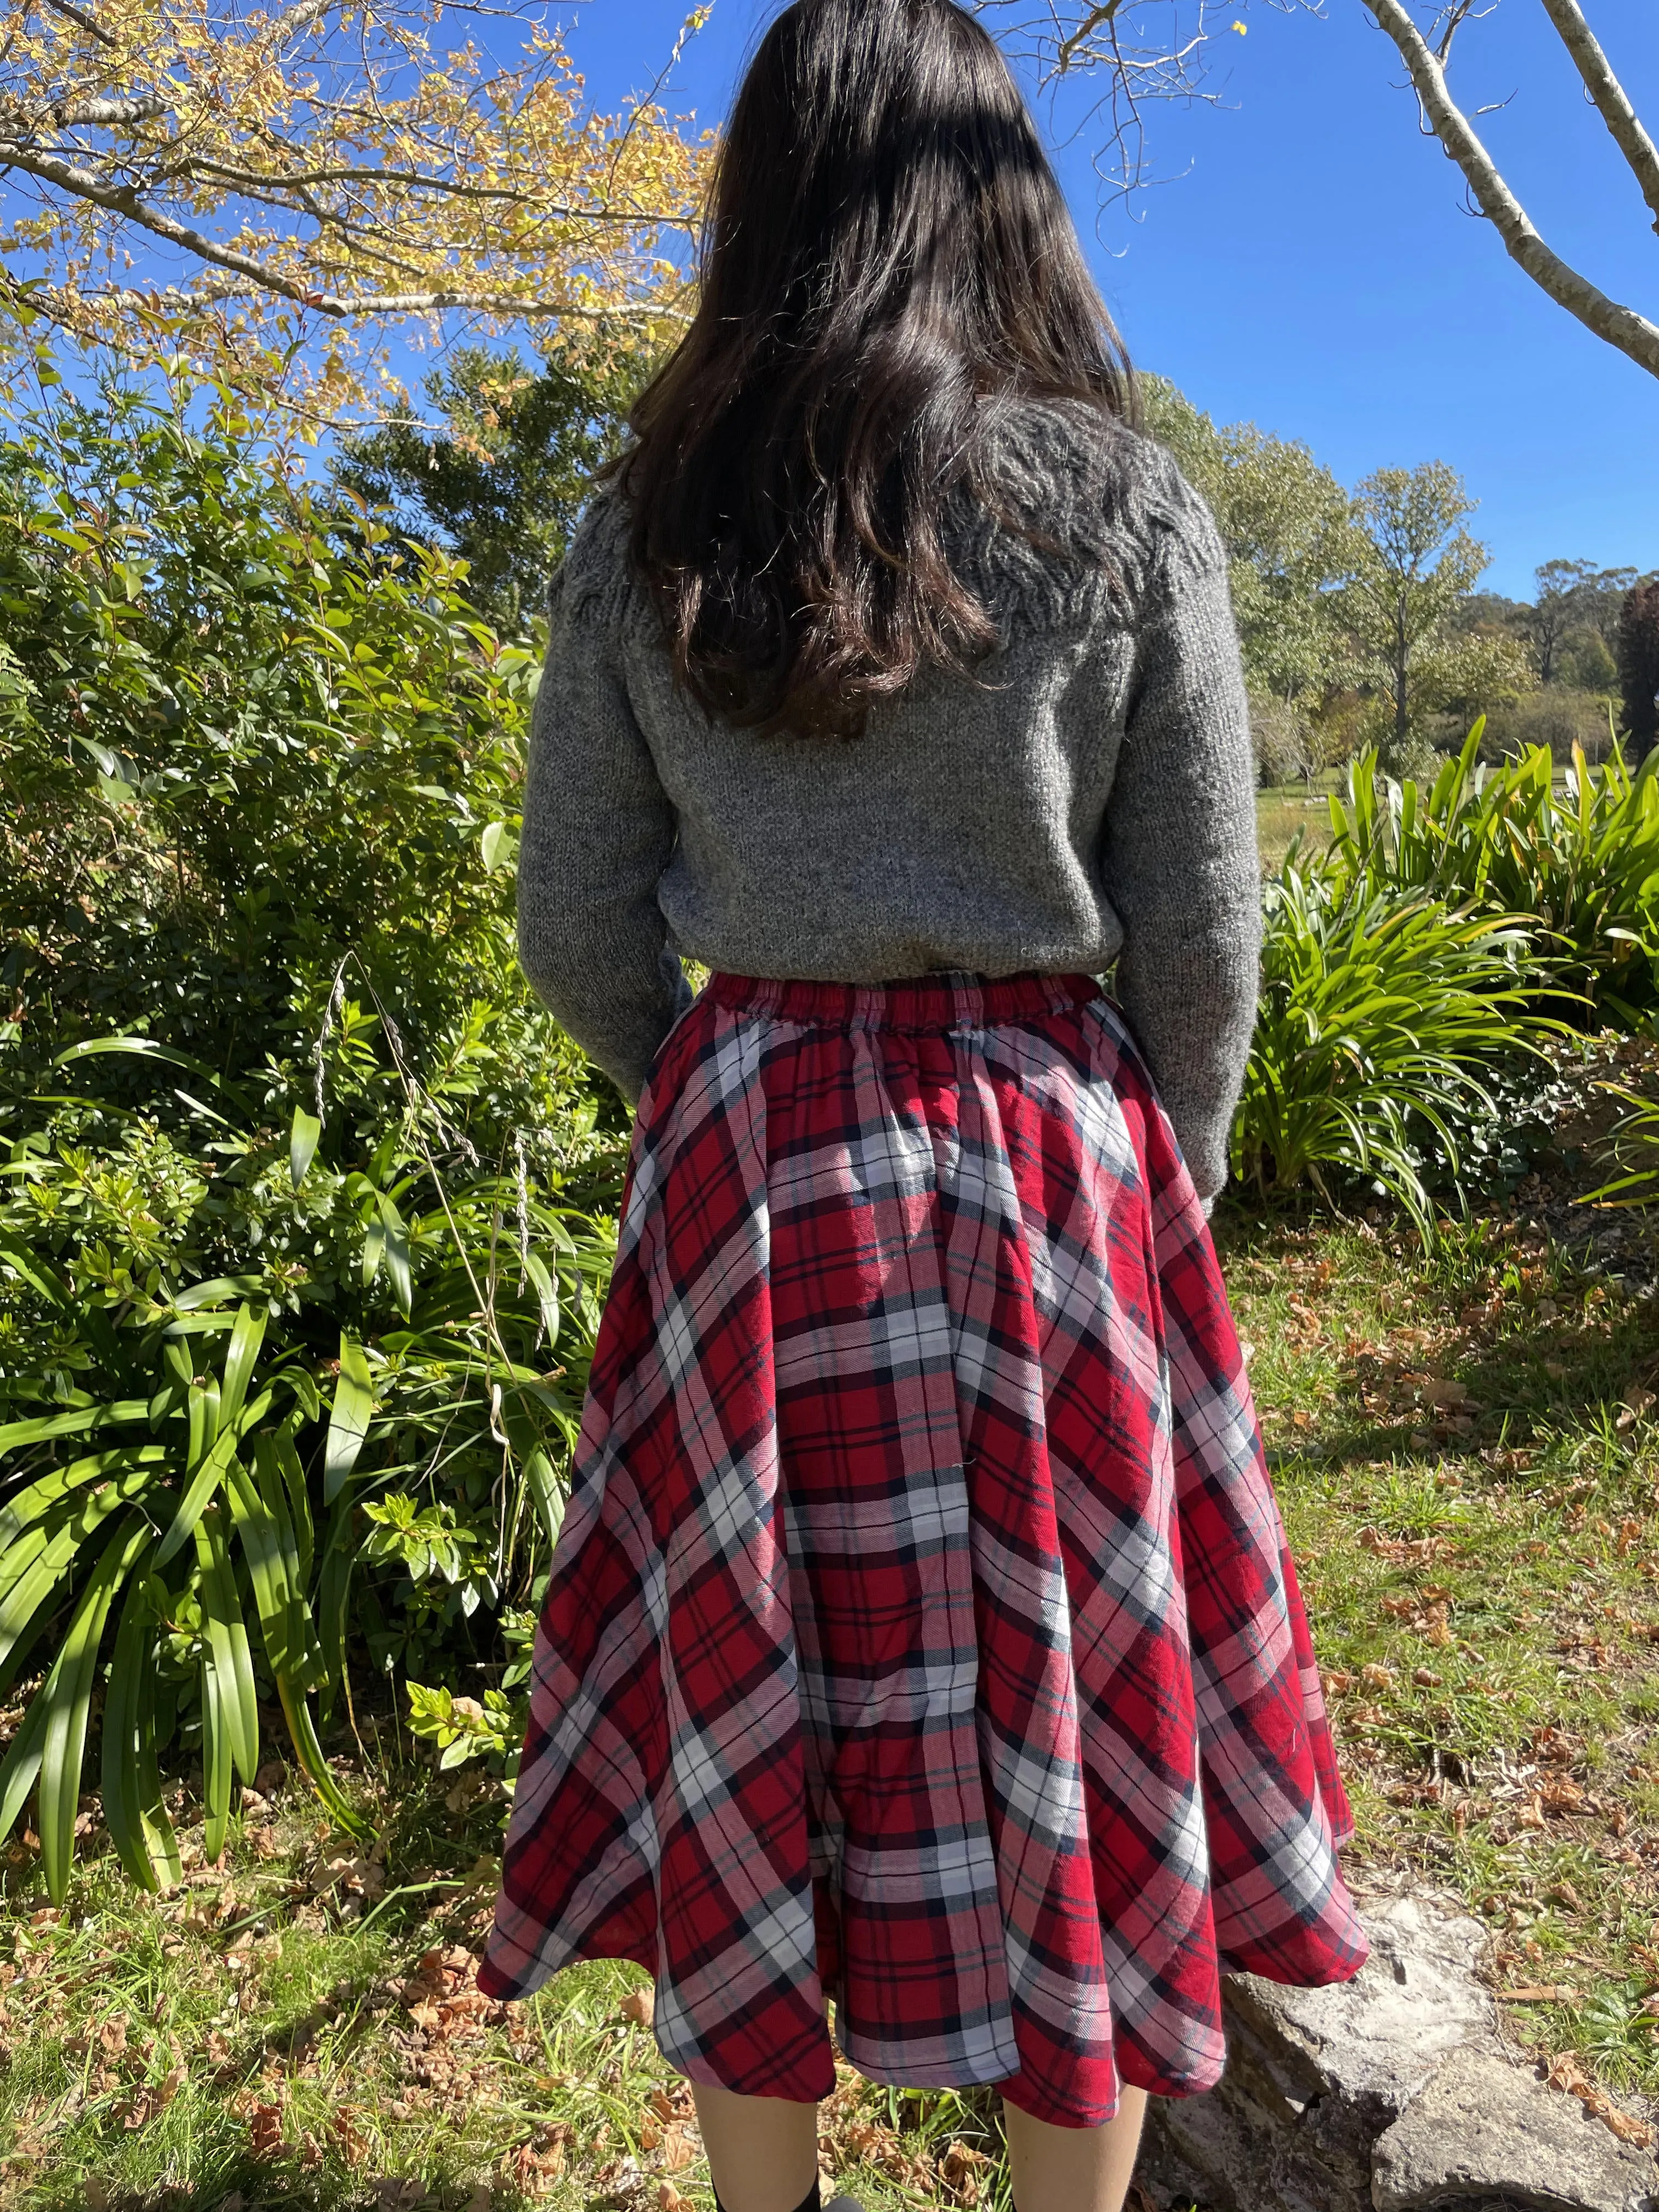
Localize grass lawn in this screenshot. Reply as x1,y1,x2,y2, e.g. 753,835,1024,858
1255,778,1340,872
5,1194,1659,2208
1225,1207,1659,2134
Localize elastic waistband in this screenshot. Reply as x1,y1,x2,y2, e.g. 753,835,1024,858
708,970,1104,1034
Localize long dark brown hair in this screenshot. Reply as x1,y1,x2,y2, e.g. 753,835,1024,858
614,0,1137,739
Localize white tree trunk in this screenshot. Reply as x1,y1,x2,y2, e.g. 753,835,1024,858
1363,0,1659,381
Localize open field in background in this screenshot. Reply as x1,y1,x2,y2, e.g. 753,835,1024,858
1254,756,1592,874
1256,778,1341,871
7,1147,1659,2209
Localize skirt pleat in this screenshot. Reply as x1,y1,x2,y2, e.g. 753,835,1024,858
480,971,1367,2127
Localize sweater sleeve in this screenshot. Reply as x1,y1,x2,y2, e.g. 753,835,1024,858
515,534,691,1105
1099,460,1260,1203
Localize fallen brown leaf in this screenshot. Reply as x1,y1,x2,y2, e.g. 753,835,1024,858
1422,1378,1469,1408
942,2137,994,2204
1547,2052,1656,2150
1541,1779,1585,1814
661,2124,697,2172
332,2107,370,2164
246,2100,284,2159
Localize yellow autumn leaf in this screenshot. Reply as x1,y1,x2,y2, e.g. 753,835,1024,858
0,0,713,418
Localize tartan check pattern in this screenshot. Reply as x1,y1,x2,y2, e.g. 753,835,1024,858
480,970,1367,2126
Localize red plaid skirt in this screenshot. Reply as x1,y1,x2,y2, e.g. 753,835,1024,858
481,972,1367,2126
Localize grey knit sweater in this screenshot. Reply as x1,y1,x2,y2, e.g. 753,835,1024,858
515,401,1259,1200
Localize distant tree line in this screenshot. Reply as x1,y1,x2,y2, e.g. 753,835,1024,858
333,349,1659,792
1140,379,1657,787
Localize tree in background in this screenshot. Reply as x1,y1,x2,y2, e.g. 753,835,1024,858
1138,385,1548,787
333,342,655,629
1141,376,1360,785
1526,560,1641,685
1340,462,1528,775
1531,560,1601,686
1618,582,1659,763
0,0,708,419
1142,376,1356,707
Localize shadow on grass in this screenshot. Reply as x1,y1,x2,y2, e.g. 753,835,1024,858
1214,1197,1659,1495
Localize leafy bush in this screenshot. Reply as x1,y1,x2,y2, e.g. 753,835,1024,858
1327,726,1659,1027
1477,686,1617,766
0,343,625,1893
1232,862,1550,1234
1583,1087,1659,1210
1234,724,1659,1228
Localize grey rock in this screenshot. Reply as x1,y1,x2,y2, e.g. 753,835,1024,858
1372,2044,1656,2212
1136,1892,1657,2212
1230,1892,1494,2109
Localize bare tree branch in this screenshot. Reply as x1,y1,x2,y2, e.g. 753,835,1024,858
974,0,1275,200
1057,3,1127,73
1426,1,1494,66
1536,0,1659,237
1364,0,1659,380
36,0,119,48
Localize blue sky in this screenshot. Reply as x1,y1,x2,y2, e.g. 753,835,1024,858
562,0,1657,601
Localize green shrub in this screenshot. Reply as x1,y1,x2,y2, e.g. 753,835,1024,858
1583,1087,1659,1210
1327,725,1659,1026
0,339,627,1893
1476,686,1617,766
1232,860,1551,1234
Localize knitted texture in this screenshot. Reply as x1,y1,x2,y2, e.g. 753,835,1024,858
514,401,1260,1199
